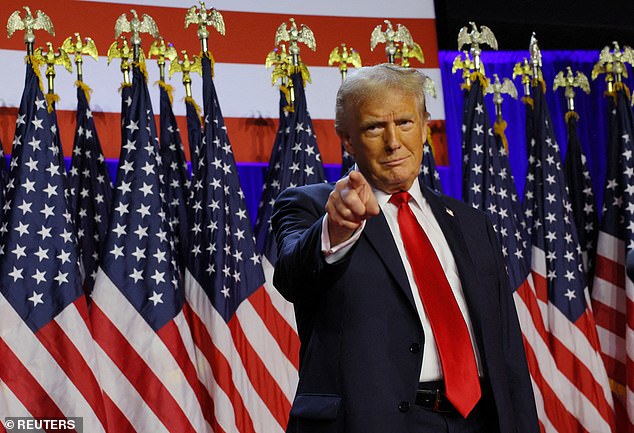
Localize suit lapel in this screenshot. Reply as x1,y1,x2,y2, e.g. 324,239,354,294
421,187,486,346
362,212,418,312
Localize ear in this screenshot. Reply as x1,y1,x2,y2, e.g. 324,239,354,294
339,132,355,157
421,113,430,143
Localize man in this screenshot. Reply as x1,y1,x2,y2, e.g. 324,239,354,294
272,64,539,433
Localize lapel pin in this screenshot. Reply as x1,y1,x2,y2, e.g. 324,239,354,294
445,207,454,216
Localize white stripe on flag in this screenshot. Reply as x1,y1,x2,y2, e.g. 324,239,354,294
77,0,437,18
93,342,170,433
596,325,626,365
262,257,300,331
0,379,32,419
0,50,446,122
184,270,284,433
238,298,298,402
92,269,210,433
0,294,106,433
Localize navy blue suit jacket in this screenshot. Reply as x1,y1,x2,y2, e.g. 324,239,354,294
272,180,539,433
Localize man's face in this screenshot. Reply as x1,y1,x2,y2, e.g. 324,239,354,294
340,88,427,194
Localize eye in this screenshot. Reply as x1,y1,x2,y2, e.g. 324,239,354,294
364,124,383,135
398,119,414,129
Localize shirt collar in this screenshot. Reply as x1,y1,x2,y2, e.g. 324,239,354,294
374,177,426,210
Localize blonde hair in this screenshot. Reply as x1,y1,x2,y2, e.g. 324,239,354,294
334,63,429,134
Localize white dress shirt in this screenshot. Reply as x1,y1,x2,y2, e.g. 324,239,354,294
322,178,483,381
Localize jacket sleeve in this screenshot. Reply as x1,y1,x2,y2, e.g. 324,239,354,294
487,220,540,433
271,185,352,305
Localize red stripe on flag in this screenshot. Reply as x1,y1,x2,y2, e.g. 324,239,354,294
184,303,255,433
600,353,626,392
531,270,548,305
0,1,439,68
517,278,615,429
36,308,107,428
516,279,548,337
91,304,197,433
0,339,68,423
102,393,137,433
593,301,626,337
595,254,626,289
247,286,300,370
156,320,215,428
549,331,614,427
521,334,586,433
228,313,292,428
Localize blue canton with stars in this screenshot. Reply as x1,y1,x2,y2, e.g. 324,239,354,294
158,84,191,271
186,56,264,323
185,98,202,180
0,63,83,333
462,78,531,290
68,85,113,296
598,89,634,251
522,85,587,320
98,67,183,331
254,73,326,265
563,113,598,288
420,139,443,193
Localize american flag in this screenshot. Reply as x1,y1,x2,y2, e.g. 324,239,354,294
340,141,355,176
255,72,326,264
522,82,615,432
0,136,8,208
462,74,606,433
184,55,297,433
0,61,107,431
90,66,211,433
590,85,634,432
252,70,327,429
185,97,202,179
563,113,598,292
255,89,290,255
158,82,190,271
421,139,443,192
68,84,113,296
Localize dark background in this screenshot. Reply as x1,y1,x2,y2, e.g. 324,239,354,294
434,1,634,50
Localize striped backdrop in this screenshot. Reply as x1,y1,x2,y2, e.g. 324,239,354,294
0,0,444,167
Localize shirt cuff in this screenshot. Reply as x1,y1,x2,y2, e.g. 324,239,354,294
321,216,365,264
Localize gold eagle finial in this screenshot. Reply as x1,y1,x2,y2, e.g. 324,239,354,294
107,36,136,85
148,37,178,82
485,73,517,119
370,20,414,64
456,22,497,74
554,67,590,112
184,1,225,54
169,50,202,98
114,9,159,62
62,33,98,82
275,18,316,68
328,43,362,81
592,41,634,95
32,41,72,108
7,6,54,54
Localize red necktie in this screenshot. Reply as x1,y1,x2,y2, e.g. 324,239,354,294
390,191,481,418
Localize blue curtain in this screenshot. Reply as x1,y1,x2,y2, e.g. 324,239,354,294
439,50,633,207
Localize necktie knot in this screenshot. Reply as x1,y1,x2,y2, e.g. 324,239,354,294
389,191,412,208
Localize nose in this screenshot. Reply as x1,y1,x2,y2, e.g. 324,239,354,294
384,123,401,150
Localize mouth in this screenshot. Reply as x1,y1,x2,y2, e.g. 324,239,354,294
381,155,409,167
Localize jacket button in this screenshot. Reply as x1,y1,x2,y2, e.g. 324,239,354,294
398,401,410,412
409,343,421,353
